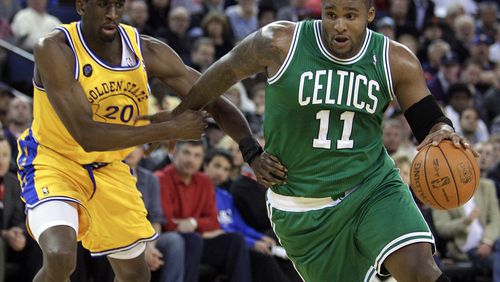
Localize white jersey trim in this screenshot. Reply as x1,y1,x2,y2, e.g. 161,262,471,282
382,37,395,100
91,233,159,257
56,26,80,80
76,22,141,71
267,22,302,85
314,20,372,65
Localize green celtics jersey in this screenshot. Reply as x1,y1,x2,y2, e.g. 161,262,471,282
265,20,396,198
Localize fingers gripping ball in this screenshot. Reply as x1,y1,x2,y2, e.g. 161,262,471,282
410,140,480,210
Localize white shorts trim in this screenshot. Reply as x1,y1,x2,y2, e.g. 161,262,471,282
91,233,158,257
27,200,79,242
266,188,356,212
107,242,146,260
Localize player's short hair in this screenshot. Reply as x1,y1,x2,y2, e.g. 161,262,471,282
204,148,234,168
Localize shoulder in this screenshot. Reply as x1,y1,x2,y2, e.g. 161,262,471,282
196,172,213,185
247,21,296,62
33,29,71,60
479,178,496,191
388,39,421,74
259,21,296,45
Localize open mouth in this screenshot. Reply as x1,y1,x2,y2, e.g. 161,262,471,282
334,36,349,44
102,24,117,33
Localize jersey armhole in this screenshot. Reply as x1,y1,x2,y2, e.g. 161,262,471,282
382,37,395,101
55,26,80,81
267,22,303,85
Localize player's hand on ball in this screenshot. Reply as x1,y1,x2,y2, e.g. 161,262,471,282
250,152,287,187
416,124,479,157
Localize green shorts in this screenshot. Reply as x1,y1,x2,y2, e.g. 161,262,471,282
266,171,434,282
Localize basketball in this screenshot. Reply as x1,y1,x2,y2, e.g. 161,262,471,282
410,140,480,210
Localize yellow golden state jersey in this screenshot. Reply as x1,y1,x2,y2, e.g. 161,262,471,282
31,22,149,164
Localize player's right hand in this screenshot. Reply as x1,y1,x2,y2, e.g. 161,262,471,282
170,110,209,140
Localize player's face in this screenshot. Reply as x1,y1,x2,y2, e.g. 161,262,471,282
321,0,375,59
78,0,125,42
0,141,11,177
204,156,232,186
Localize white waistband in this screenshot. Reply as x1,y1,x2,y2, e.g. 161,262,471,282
266,188,355,212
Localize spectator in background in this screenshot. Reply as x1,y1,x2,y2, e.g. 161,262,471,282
484,64,500,127
187,37,215,73
155,141,251,282
3,97,32,167
460,61,487,114
422,39,450,80
204,119,225,153
490,24,500,64
0,134,41,282
216,135,244,185
127,0,155,36
223,82,255,114
475,2,497,40
225,0,258,42
475,142,497,180
126,146,185,282
0,84,13,127
206,148,296,282
199,12,234,60
427,52,460,103
0,0,20,22
389,0,418,38
433,175,500,280
245,82,265,135
444,82,489,144
10,0,61,51
191,0,226,29
487,135,500,199
452,14,475,63
397,33,418,55
156,6,192,63
470,34,495,72
276,0,309,22
382,118,403,156
147,0,170,31
375,16,396,40
407,0,434,32
257,3,276,28
458,107,488,145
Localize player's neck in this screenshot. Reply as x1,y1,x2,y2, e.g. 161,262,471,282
80,23,123,66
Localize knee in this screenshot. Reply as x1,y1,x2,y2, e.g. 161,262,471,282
43,244,77,273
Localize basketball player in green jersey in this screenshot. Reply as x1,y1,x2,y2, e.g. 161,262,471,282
168,0,477,281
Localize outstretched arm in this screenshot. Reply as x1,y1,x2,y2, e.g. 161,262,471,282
171,21,295,115
34,31,205,152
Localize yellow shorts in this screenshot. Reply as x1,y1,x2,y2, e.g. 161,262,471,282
17,129,157,256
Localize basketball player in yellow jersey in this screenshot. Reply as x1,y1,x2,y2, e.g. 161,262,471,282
17,0,287,281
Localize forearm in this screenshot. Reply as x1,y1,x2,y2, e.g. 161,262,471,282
173,59,241,115
207,98,253,143
78,121,180,151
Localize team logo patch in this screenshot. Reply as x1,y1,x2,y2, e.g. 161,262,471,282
83,64,93,77
42,187,49,196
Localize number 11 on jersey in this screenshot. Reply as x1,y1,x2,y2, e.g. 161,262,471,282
313,110,354,149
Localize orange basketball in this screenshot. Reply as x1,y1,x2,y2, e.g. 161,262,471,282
410,140,480,210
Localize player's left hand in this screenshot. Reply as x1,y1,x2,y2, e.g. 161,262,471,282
416,124,479,157
250,152,287,187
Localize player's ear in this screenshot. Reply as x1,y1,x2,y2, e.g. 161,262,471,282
76,0,86,16
367,6,376,24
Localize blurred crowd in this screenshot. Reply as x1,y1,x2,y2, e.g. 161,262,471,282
0,0,499,281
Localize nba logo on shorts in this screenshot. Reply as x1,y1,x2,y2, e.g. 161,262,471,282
42,187,49,196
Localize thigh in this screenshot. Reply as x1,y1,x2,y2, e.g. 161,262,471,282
355,177,435,277
82,161,156,255
19,145,93,240
269,204,371,282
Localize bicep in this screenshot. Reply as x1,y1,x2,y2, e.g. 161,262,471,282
390,42,431,111
34,39,93,137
